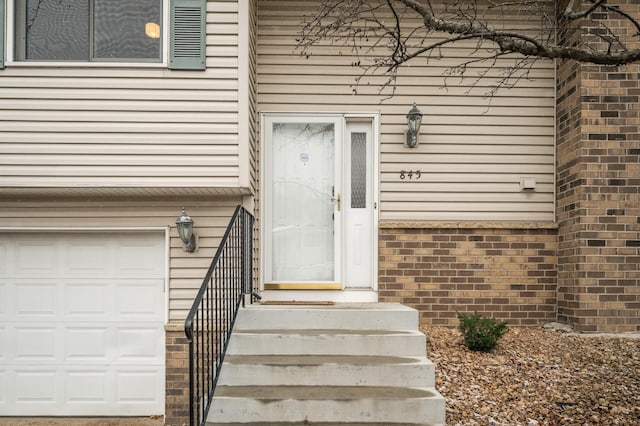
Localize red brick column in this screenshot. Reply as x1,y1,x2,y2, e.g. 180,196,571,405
165,323,190,426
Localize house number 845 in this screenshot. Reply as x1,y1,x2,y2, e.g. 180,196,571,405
400,170,421,180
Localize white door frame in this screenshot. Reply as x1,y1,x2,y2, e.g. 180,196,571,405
260,113,379,302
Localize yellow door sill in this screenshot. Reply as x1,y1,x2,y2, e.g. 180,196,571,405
264,283,343,290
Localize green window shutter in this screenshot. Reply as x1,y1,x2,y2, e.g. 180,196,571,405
170,0,206,70
0,0,5,69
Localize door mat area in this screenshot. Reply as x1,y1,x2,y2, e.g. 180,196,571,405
260,301,335,306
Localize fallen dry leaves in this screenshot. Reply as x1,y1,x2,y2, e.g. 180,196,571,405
421,326,640,426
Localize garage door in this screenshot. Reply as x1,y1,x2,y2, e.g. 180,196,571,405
0,232,166,416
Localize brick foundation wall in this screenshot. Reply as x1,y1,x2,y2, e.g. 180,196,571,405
556,1,640,332
378,223,558,326
165,324,190,426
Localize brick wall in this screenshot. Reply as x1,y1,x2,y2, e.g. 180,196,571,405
556,19,585,330
378,224,558,326
165,324,190,426
556,0,640,332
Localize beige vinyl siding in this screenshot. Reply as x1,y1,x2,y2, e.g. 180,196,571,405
0,1,245,193
0,197,243,321
257,1,555,222
237,0,258,193
248,0,259,195
247,0,260,292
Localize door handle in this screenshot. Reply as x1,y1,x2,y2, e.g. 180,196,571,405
331,193,341,211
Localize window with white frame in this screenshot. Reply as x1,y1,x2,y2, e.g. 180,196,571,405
14,0,163,62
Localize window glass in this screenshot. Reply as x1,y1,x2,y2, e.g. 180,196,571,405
15,0,162,62
271,122,336,282
93,0,161,61
351,132,367,209
23,0,89,60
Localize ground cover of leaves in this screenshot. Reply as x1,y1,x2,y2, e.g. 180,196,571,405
421,326,640,426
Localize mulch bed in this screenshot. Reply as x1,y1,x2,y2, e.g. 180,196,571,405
421,326,640,425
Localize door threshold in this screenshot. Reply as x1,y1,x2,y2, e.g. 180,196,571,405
259,289,378,303
264,283,342,290
261,301,336,306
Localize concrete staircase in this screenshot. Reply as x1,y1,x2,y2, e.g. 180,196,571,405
207,303,446,425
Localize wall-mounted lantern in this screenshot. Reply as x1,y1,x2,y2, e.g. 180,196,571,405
405,103,423,148
176,207,197,253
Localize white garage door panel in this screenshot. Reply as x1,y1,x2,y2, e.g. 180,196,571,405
15,369,57,402
16,283,58,317
7,368,165,415
66,327,109,360
0,233,165,416
0,245,7,272
67,243,109,273
0,326,7,360
14,242,58,274
14,326,58,360
66,282,110,318
66,370,108,402
0,370,6,405
0,282,7,318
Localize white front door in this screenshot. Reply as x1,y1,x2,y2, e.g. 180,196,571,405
264,116,343,287
263,115,376,291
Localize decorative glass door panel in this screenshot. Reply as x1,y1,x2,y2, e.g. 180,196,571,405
344,121,374,288
268,119,341,283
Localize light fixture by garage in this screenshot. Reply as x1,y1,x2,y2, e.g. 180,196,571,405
176,207,197,253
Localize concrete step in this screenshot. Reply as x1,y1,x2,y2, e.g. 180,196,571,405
208,385,446,425
218,354,435,387
225,328,427,356
209,423,434,425
210,423,435,426
208,303,445,425
234,303,420,331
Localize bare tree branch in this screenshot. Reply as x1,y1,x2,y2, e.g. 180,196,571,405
395,0,640,65
564,0,606,20
298,0,640,97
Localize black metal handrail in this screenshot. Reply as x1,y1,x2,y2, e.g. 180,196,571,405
184,205,259,426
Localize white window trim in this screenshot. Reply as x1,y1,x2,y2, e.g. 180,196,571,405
5,0,169,67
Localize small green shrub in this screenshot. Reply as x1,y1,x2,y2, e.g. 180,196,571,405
457,312,508,352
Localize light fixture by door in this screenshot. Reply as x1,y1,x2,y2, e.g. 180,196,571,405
405,103,423,148
176,207,197,253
